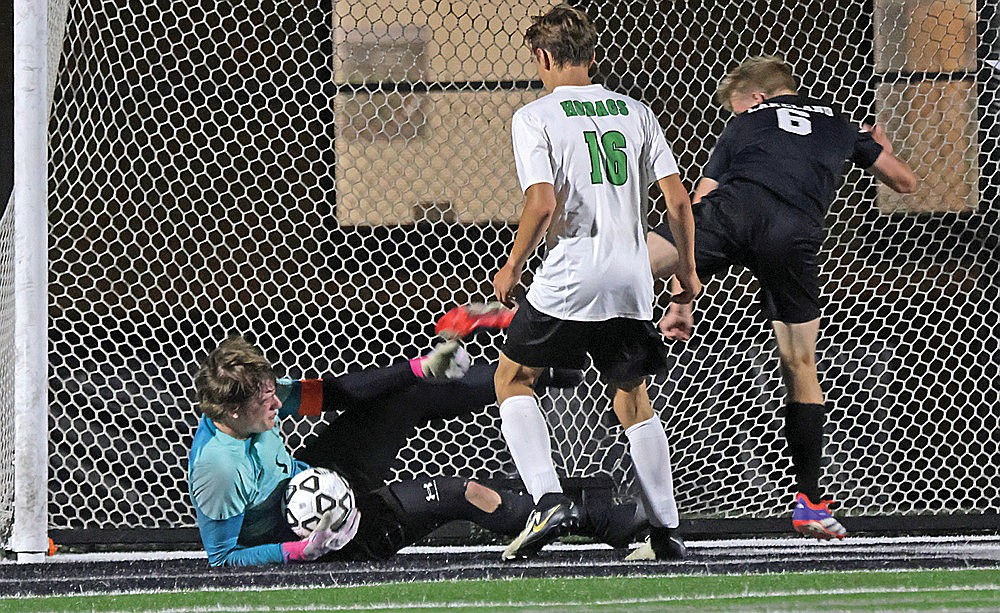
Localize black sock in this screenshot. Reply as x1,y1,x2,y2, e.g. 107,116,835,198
784,402,826,503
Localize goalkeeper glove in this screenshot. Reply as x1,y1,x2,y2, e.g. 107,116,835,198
281,507,361,563
410,340,471,380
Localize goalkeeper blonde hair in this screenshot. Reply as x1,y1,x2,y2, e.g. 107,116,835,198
195,336,275,421
716,55,798,111
524,3,597,68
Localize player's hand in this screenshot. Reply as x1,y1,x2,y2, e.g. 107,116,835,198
282,508,361,563
658,305,694,341
862,123,894,155
670,269,702,305
421,340,472,380
493,264,523,307
322,507,361,551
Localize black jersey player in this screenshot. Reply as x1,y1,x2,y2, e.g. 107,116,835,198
643,56,917,544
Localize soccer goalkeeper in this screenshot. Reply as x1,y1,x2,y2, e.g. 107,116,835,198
189,332,646,566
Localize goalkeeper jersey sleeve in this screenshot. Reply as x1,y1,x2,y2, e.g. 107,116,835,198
277,360,420,416
195,507,285,566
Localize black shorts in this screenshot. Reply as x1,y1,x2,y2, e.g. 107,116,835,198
502,300,669,383
650,182,825,324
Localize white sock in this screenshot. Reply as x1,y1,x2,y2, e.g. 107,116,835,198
499,395,562,504
625,416,679,529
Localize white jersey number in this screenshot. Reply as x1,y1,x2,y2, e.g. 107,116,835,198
776,108,812,135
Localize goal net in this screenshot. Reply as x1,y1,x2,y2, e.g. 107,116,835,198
0,206,14,545
14,0,1000,544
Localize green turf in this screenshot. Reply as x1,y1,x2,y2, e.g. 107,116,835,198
2,569,998,612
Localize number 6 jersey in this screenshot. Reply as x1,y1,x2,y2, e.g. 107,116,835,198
704,94,883,223
511,83,681,322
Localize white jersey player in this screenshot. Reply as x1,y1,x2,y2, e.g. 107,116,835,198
492,3,700,561
512,84,679,321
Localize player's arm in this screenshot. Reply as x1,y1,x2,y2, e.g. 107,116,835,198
494,182,557,305
191,465,286,566
195,507,285,566
656,174,701,304
277,370,417,417
691,177,718,204
692,122,731,205
861,124,918,194
193,470,357,566
196,505,358,566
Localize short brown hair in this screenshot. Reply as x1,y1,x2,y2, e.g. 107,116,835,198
524,3,597,68
716,55,798,111
194,336,275,421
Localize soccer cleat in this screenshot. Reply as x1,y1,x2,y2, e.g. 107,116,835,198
435,302,516,340
625,526,687,561
792,492,847,540
501,495,581,561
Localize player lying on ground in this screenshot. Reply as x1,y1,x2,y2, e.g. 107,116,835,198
646,55,917,542
189,333,647,566
492,4,699,562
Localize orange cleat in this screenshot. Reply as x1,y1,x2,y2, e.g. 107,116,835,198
435,303,516,340
792,493,847,540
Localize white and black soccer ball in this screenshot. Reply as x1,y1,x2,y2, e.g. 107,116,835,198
283,467,355,537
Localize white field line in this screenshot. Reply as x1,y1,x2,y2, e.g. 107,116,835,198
30,534,1000,563
19,583,1000,612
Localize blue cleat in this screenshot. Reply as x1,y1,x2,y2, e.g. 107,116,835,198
792,492,847,540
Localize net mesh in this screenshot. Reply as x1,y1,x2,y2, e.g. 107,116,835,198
0,204,16,544
38,0,1000,535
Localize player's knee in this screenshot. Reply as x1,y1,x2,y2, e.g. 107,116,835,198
495,357,538,401
611,379,653,428
493,366,518,400
778,350,817,374
494,360,514,393
464,481,501,513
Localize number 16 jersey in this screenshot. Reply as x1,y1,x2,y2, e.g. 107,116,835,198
511,83,681,322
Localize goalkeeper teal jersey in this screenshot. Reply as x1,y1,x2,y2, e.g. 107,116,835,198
188,412,310,566
187,365,420,566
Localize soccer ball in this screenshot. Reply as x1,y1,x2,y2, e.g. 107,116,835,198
283,467,355,537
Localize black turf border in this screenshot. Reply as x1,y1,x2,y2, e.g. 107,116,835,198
48,513,1000,547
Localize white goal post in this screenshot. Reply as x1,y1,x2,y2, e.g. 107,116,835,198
3,0,999,553
5,0,52,562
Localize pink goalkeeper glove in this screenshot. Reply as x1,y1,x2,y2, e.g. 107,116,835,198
409,340,471,380
281,507,361,563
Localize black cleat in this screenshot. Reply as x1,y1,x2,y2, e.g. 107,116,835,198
501,494,581,561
